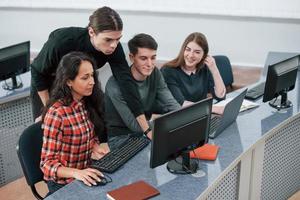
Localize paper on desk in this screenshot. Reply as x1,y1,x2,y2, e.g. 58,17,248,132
215,98,259,112
240,99,259,112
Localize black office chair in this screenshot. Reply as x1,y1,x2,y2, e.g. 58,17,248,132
213,55,234,91
17,121,45,200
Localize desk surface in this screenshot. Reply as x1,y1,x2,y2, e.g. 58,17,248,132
45,72,300,200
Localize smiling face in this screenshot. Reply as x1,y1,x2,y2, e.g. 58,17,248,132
183,41,205,71
67,60,95,101
130,47,157,81
88,28,122,55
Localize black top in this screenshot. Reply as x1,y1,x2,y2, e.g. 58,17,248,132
161,66,223,105
31,27,142,117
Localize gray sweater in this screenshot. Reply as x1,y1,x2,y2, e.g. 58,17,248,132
105,67,180,137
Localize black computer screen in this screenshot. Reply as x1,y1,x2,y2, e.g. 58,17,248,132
0,41,30,90
263,55,299,110
150,98,212,174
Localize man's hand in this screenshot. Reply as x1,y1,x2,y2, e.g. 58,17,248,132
212,105,225,115
91,143,110,160
182,100,194,107
146,131,152,140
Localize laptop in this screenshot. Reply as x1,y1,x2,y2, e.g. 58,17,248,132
209,89,247,139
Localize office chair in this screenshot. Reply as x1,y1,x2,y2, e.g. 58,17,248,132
17,121,45,200
213,55,234,91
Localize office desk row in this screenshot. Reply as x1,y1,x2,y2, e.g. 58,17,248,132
0,72,33,186
45,73,300,200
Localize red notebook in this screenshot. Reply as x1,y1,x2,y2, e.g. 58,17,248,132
190,144,219,161
107,180,160,200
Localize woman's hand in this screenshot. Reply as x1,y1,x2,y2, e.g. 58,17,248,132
91,143,110,160
204,55,218,73
204,55,226,99
73,168,103,187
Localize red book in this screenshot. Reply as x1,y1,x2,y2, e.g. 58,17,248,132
107,180,160,200
190,144,219,160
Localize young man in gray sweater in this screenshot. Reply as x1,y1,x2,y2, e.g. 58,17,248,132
104,33,181,149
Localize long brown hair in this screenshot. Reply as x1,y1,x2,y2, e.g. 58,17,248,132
163,32,209,69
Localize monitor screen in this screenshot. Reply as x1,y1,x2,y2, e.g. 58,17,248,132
0,41,30,90
150,98,212,174
263,55,299,110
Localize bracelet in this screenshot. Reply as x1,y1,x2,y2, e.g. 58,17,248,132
143,127,152,136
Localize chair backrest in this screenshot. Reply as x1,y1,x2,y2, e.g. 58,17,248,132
17,121,44,199
213,55,234,87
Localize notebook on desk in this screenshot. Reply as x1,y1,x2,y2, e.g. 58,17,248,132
209,89,247,139
107,180,160,200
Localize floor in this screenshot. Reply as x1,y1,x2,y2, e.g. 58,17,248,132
1,66,299,200
0,177,48,200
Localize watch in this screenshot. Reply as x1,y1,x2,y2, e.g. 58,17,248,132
143,127,152,136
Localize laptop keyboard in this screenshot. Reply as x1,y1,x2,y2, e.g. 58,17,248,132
91,136,150,173
209,115,221,136
245,82,265,100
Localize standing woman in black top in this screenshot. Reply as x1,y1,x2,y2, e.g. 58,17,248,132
31,7,150,133
161,32,226,114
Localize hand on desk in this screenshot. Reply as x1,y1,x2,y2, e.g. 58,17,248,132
73,168,103,187
212,105,224,115
182,100,194,107
91,142,110,160
181,101,224,115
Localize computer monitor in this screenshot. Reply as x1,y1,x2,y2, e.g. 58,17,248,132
263,55,300,110
262,52,300,78
150,98,212,174
0,41,30,90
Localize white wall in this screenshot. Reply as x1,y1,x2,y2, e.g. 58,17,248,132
0,5,300,67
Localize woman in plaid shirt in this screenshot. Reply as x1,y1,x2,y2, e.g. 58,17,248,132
40,52,109,194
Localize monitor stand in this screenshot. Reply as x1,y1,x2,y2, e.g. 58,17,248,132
167,151,198,174
269,90,292,110
2,76,23,90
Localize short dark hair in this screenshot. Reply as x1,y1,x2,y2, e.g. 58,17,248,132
128,33,158,55
88,6,123,34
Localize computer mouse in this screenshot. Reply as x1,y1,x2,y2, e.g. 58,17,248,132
95,176,108,186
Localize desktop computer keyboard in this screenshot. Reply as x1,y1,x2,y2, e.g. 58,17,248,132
91,136,150,173
245,82,266,100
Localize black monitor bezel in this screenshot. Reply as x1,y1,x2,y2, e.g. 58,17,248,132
0,41,30,81
262,55,299,105
150,97,212,169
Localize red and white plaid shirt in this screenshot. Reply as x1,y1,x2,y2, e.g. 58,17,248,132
40,99,98,184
